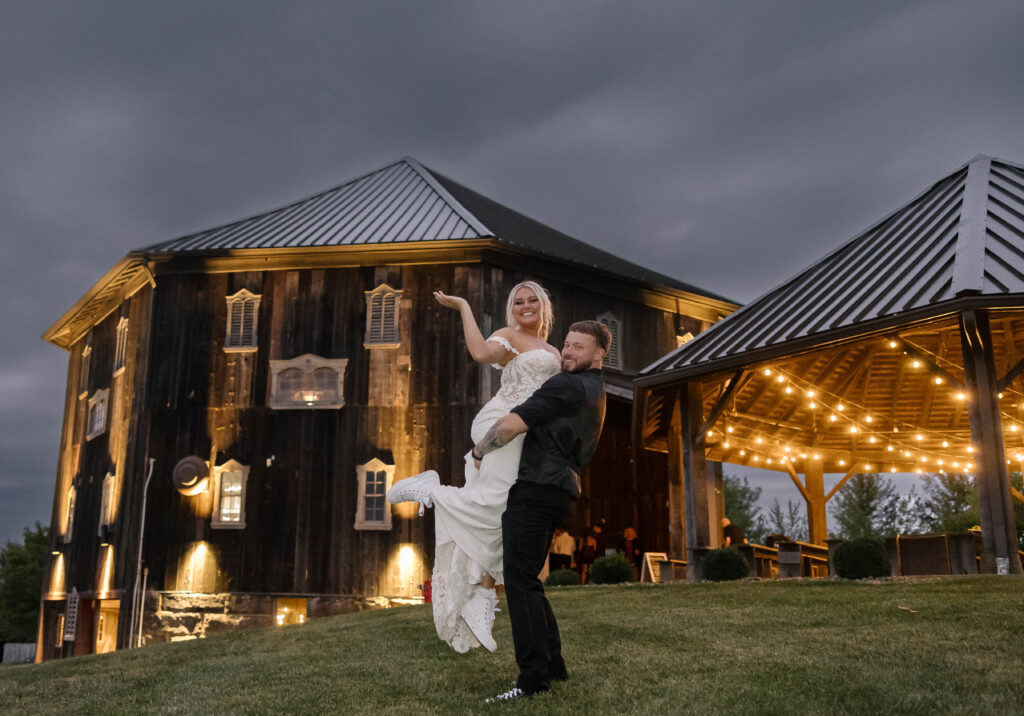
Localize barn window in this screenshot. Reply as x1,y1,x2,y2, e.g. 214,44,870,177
212,459,249,529
86,389,109,440
269,354,348,409
354,458,395,530
113,317,129,375
597,312,622,370
364,284,402,348
63,486,76,543
224,289,261,352
98,472,115,533
78,341,92,399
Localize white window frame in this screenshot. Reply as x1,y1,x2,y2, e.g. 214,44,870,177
364,284,402,348
268,354,348,409
78,343,92,399
98,472,115,534
211,459,250,529
354,458,395,531
224,289,261,353
64,486,76,543
113,317,129,376
86,389,109,441
597,311,623,371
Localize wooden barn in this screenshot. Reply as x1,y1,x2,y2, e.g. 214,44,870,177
37,157,736,659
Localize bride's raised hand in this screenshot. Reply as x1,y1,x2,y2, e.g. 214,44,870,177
434,291,469,312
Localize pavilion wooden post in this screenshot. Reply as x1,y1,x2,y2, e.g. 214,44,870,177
680,381,711,580
666,390,686,561
959,308,1022,575
804,458,828,545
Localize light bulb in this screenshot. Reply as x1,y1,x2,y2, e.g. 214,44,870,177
865,415,873,423
838,459,846,466
869,436,876,444
849,426,858,434
888,340,898,348
916,434,923,441
935,377,943,385
777,375,785,383
837,404,845,411
727,426,734,433
887,445,894,452
809,401,817,409
942,441,949,448
912,360,921,368
830,414,838,422
807,389,815,398
763,368,772,376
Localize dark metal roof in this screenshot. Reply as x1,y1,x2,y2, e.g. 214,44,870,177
144,158,489,251
422,167,732,301
642,155,1024,378
142,157,730,302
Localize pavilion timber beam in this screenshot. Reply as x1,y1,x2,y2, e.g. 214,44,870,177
997,352,1024,392
895,338,966,392
825,464,859,502
694,370,745,447
958,308,1022,574
666,390,686,561
680,382,711,580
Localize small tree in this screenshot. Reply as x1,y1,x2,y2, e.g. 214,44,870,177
766,498,807,542
0,523,50,644
722,474,767,544
830,473,917,539
918,472,979,534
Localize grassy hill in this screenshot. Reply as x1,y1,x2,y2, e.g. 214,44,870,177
2,577,1023,714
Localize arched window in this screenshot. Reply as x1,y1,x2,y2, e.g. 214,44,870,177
212,460,250,529
364,284,402,348
86,389,109,440
355,459,395,530
64,486,76,543
269,355,348,409
597,312,622,370
224,289,261,352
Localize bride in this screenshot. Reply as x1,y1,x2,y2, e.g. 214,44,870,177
387,280,561,653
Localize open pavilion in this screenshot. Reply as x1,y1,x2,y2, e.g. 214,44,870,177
635,155,1024,577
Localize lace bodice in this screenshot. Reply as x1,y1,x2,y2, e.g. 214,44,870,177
488,336,561,405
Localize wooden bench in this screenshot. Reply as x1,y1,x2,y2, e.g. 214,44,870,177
777,541,829,578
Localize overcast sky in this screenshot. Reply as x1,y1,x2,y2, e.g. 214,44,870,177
2,1,1023,545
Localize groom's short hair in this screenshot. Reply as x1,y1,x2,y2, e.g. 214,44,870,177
568,320,612,353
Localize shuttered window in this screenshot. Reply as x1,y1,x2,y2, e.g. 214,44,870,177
355,459,395,530
113,317,129,374
224,289,261,352
86,389,109,441
364,284,402,348
597,312,622,370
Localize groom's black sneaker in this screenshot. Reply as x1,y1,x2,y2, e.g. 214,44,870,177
485,686,530,703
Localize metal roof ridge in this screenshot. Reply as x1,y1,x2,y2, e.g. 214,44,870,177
950,155,992,295
401,157,493,237
139,157,413,252
638,155,991,377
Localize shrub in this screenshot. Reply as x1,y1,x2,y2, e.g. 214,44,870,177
832,537,891,579
588,553,634,584
545,568,580,587
702,547,749,581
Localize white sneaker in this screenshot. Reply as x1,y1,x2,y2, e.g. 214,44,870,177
461,586,498,652
485,686,528,703
386,471,440,516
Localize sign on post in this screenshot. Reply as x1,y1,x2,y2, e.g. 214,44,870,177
63,587,79,642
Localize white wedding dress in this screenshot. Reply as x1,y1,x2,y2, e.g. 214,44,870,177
431,337,561,652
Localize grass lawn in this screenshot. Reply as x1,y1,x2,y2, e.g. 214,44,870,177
2,576,1023,714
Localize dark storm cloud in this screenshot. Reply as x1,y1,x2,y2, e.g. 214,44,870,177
2,1,1024,543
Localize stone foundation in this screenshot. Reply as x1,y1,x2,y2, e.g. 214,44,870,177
141,591,423,644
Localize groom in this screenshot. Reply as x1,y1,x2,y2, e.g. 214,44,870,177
471,320,610,702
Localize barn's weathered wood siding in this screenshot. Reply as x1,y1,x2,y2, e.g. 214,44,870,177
42,253,704,656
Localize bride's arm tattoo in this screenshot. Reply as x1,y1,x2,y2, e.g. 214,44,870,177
474,414,528,459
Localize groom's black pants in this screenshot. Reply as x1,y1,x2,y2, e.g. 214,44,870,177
502,481,572,695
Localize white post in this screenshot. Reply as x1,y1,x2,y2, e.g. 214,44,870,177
128,458,154,648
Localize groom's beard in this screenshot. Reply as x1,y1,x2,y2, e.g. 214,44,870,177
562,358,592,373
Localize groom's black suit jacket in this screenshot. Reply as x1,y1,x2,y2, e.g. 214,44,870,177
509,368,606,498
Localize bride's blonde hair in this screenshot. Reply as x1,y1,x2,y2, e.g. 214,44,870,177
505,280,553,340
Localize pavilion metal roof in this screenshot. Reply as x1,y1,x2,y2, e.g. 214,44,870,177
642,155,1024,380
143,157,729,301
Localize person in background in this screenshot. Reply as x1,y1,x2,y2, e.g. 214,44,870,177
577,529,597,583
619,527,643,580
549,528,575,571
721,517,747,547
